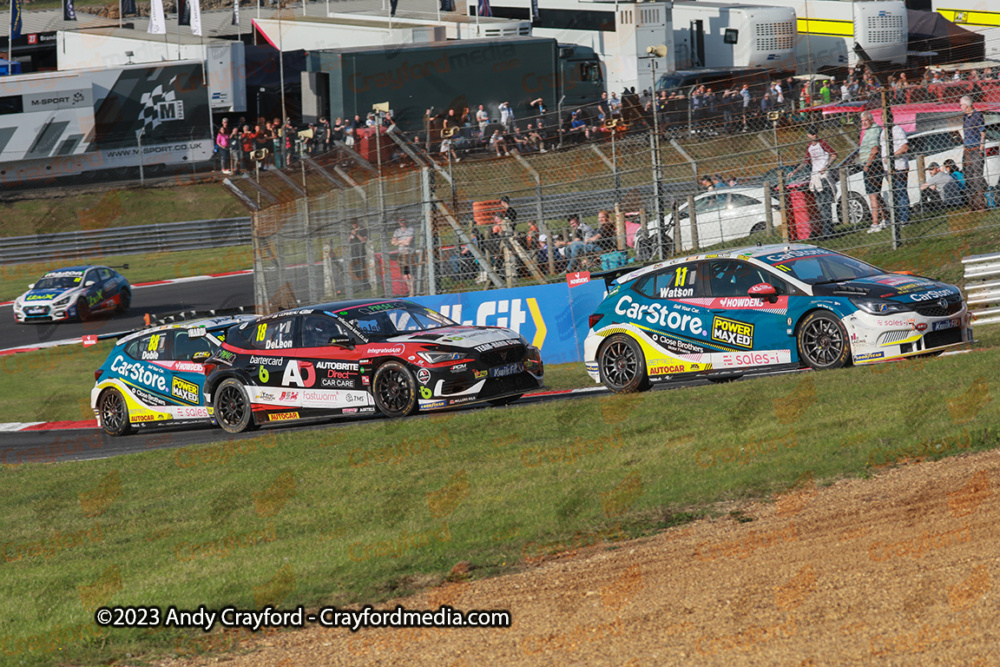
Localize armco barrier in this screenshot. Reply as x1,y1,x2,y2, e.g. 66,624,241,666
0,217,252,265
412,279,606,365
963,252,1000,326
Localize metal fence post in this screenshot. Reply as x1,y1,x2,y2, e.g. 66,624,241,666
778,171,789,243
421,166,437,295
839,167,850,231
687,194,699,250
764,180,774,235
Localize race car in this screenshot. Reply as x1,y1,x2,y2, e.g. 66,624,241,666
91,315,256,435
585,244,972,392
204,299,544,433
13,265,131,323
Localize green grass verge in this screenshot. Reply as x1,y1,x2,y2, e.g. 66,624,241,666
1,182,245,239
0,245,252,303
1,342,998,665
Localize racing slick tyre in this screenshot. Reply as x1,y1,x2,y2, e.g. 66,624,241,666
117,289,131,314
797,310,852,370
99,388,133,436
214,378,259,434
598,334,650,394
489,394,523,407
77,300,91,322
373,361,419,418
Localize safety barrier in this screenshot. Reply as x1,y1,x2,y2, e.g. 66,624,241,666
0,217,252,265
963,252,1000,326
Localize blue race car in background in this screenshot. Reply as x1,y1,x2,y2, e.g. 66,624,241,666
584,244,972,392
91,315,255,435
13,265,131,323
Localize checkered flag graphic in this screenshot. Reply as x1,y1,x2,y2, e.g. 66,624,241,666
138,78,184,132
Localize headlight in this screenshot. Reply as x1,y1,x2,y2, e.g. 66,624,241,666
850,298,912,315
53,292,76,307
417,351,469,364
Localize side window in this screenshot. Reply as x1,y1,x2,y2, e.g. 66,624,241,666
301,314,351,347
634,263,699,299
82,270,98,286
251,318,296,350
695,194,727,213
130,332,169,361
729,194,761,207
709,260,773,297
173,331,212,361
98,268,113,281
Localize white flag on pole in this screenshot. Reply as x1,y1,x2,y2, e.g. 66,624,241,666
148,0,166,34
190,0,202,36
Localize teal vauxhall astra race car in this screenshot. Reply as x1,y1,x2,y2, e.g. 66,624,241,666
13,265,131,323
584,244,972,392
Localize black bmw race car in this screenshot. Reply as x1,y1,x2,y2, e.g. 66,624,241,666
204,299,544,433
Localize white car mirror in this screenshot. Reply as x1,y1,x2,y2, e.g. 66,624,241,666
27,283,34,289
84,280,96,287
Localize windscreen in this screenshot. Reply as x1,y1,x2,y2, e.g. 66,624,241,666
762,249,883,285
335,302,455,338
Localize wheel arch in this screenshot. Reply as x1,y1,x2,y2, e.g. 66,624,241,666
792,306,854,367
204,369,254,399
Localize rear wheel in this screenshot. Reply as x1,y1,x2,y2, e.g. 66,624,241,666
214,378,258,433
797,311,852,370
598,334,650,393
373,361,419,418
99,388,133,436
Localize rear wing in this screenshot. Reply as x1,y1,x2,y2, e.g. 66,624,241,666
591,264,648,289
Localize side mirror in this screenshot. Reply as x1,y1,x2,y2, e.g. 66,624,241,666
27,283,34,289
192,351,211,362
84,280,96,287
329,337,355,349
748,282,778,303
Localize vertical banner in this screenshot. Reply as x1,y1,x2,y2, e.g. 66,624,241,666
178,0,190,26
63,0,77,21
122,0,137,16
10,0,23,40
232,0,240,26
477,0,491,17
190,0,202,36
148,0,166,34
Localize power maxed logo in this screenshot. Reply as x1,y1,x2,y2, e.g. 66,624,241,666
711,317,754,349
171,377,199,403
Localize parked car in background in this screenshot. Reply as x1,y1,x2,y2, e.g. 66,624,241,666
653,187,781,252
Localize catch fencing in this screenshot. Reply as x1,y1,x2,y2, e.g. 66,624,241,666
231,76,1000,314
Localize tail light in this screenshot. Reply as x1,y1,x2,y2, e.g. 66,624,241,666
94,369,102,382
203,363,217,376
589,313,603,329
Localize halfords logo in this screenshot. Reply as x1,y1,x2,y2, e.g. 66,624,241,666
711,317,754,349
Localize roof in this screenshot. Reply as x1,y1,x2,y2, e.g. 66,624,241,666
44,265,98,273
612,244,818,284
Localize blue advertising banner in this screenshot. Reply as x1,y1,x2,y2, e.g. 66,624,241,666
412,280,606,365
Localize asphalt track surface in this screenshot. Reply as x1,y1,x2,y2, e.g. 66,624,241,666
0,273,254,350
0,368,807,468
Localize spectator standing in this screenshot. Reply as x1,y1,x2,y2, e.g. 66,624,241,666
239,124,255,172
596,209,617,252
402,266,414,297
392,218,415,272
317,117,331,153
789,125,838,238
283,119,297,166
348,219,369,289
881,112,910,226
215,118,231,173
499,102,514,133
609,92,621,117
598,92,610,118
500,195,517,225
820,80,831,104
476,104,489,136
331,117,345,143
858,111,885,232
960,95,987,211
740,83,751,130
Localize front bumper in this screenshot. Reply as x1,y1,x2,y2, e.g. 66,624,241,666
14,302,76,323
416,346,544,411
844,306,973,364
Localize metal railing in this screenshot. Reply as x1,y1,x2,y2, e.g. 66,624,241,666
963,252,1000,326
0,217,252,265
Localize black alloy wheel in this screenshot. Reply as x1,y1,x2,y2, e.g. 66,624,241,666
373,361,419,418
797,311,852,370
599,334,650,393
99,388,133,436
214,378,258,433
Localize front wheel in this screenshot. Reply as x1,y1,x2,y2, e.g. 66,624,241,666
77,299,91,322
797,311,851,370
117,290,131,314
99,388,133,436
213,378,258,433
598,334,650,393
373,361,419,418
